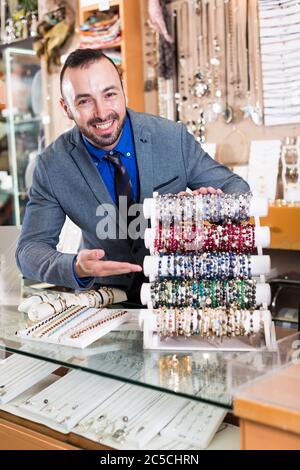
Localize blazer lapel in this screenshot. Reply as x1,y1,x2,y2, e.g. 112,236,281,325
128,109,154,202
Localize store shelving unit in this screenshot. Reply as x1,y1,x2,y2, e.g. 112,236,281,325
1,47,44,226
79,0,144,112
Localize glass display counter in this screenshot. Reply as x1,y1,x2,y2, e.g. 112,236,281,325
0,302,244,450
0,300,298,449
0,305,234,410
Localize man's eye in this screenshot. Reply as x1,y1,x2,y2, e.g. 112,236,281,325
78,99,90,105
105,92,116,98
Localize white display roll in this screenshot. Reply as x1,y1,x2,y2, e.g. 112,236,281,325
143,196,269,220
140,282,271,307
18,293,58,314
144,228,154,250
148,309,265,335
140,283,152,307
251,255,271,275
249,197,269,217
143,198,153,220
28,299,64,322
143,254,271,278
256,283,271,307
255,226,270,248
144,226,270,251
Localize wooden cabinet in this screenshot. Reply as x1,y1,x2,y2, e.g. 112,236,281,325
260,204,300,250
233,363,300,450
0,418,79,450
79,0,145,112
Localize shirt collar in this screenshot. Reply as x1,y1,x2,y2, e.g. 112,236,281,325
82,114,134,163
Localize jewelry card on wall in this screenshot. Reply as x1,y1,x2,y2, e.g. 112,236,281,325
247,140,281,202
259,1,300,126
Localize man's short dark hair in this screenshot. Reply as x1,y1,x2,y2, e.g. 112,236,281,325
60,48,122,98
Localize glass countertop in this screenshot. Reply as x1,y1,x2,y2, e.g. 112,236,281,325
2,303,297,411
0,304,243,410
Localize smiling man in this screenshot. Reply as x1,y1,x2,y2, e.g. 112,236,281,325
16,48,249,304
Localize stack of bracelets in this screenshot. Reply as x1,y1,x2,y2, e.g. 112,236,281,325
154,223,255,253
154,192,252,224
149,192,262,340
19,305,128,343
157,253,252,280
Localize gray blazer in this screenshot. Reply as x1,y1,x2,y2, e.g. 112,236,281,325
16,109,249,301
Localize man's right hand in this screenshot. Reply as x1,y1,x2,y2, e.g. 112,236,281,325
74,249,142,278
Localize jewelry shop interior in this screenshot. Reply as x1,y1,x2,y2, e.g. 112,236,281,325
0,0,299,451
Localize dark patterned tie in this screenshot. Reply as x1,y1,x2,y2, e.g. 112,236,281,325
105,151,135,209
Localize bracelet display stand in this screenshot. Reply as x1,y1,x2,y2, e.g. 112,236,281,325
144,226,271,255
143,194,269,228
143,254,271,280
141,193,275,351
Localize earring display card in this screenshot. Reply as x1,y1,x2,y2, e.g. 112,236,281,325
146,423,240,450
18,370,125,433
0,354,59,405
17,307,130,349
160,401,226,449
74,383,188,449
0,373,60,417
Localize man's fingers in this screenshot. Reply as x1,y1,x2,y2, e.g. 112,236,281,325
207,186,218,193
87,260,142,277
192,187,223,195
80,249,105,261
101,261,142,272
193,187,208,195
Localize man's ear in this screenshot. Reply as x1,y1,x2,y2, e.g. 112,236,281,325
59,98,74,120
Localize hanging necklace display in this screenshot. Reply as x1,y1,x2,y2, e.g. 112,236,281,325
237,0,249,99
158,0,273,132
241,0,254,120
173,5,187,121
223,0,234,124
176,1,190,123
209,1,222,116
190,0,210,99
249,0,263,125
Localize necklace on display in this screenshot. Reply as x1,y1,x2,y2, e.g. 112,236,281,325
223,0,233,123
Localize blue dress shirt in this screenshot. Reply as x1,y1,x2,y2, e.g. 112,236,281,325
72,114,139,287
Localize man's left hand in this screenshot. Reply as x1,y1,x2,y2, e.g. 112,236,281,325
179,187,223,196
192,187,223,195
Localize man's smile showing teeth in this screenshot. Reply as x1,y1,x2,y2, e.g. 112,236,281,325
94,120,114,129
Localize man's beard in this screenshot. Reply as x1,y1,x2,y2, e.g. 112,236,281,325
78,112,126,148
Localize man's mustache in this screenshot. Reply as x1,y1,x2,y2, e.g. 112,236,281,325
88,114,119,126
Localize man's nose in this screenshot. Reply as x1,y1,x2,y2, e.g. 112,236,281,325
93,98,110,120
